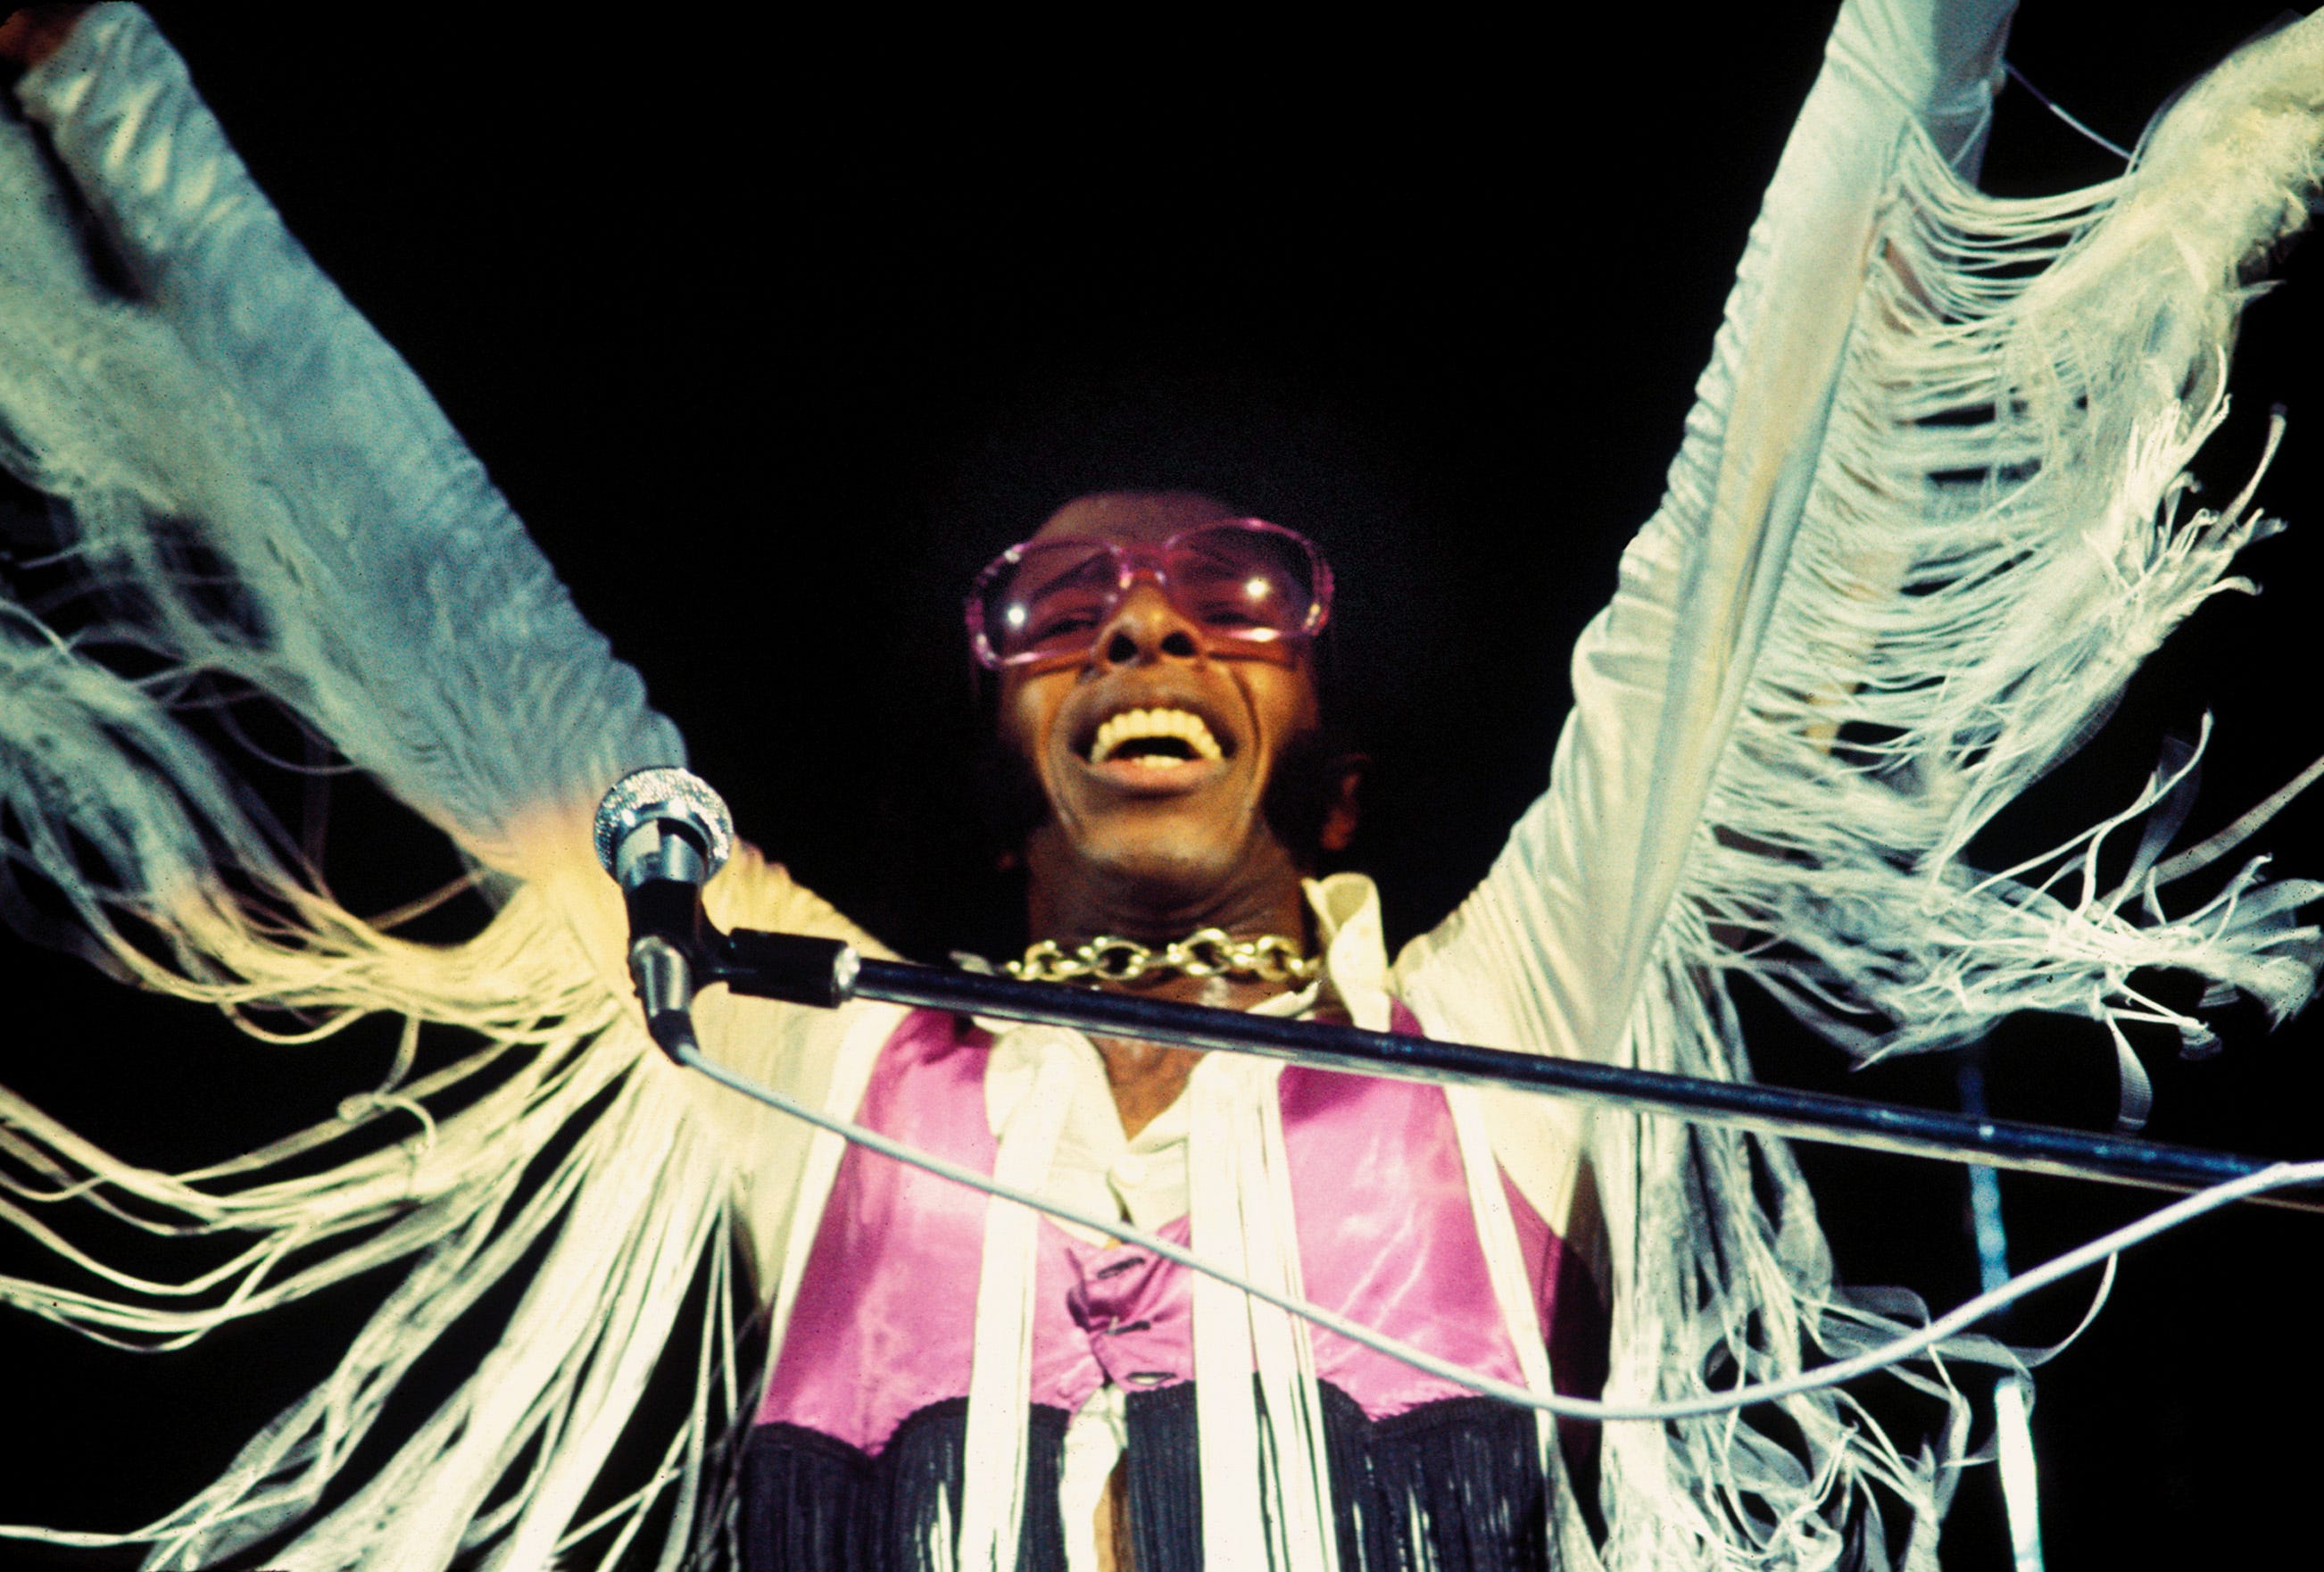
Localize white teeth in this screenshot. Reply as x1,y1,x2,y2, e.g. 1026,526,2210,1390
1090,707,1225,765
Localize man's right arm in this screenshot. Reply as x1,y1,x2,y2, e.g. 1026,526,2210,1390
3,5,686,889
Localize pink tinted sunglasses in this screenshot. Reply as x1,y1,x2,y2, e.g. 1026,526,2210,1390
965,517,1334,671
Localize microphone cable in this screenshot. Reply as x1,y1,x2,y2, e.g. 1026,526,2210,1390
669,1033,2320,1423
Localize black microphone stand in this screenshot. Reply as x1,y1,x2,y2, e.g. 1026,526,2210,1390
673,925,2324,1217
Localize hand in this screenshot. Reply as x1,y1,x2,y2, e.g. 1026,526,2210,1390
0,4,90,69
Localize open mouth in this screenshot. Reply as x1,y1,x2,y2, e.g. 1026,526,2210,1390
1085,706,1227,771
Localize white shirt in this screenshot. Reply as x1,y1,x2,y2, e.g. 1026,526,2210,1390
979,870,1396,1239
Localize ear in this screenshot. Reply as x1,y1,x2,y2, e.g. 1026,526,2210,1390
1316,754,1368,853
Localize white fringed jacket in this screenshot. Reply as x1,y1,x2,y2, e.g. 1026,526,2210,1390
0,4,2320,1568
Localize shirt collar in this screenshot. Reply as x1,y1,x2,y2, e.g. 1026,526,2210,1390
1302,871,1392,1033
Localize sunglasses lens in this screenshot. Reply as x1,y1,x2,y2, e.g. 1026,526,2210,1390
980,543,1117,664
1170,524,1318,644
972,522,1327,667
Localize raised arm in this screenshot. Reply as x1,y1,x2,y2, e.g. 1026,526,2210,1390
1401,0,2324,1141
1394,3,2324,1564
0,13,899,1563
0,4,681,881
1397,0,2015,1080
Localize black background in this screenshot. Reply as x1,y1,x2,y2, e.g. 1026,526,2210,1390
4,4,2323,1566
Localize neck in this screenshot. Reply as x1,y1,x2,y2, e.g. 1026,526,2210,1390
1019,833,1323,1138
1021,829,1312,952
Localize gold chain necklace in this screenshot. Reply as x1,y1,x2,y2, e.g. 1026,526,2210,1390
1005,927,1320,986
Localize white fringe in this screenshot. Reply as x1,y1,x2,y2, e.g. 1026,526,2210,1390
1189,1057,1337,1572
959,1047,1080,1572
1399,11,2324,1570
0,4,2320,1569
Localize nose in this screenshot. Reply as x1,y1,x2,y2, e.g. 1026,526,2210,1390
1097,578,1202,668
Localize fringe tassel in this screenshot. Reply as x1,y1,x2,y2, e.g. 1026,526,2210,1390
740,1403,1071,1572
1401,15,2324,1568
1339,1388,1550,1572
1121,1385,1206,1572
1189,1060,1337,1572
960,1049,1080,1571
1114,1381,1551,1572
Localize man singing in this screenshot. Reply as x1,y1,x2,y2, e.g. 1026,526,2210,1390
1,4,2321,1569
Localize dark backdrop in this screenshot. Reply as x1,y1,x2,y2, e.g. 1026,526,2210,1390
3,4,2321,1566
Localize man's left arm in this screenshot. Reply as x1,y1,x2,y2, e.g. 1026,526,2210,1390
1400,0,2324,1124
1394,0,2017,1155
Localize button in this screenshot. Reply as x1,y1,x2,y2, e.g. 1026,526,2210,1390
1110,1153,1150,1188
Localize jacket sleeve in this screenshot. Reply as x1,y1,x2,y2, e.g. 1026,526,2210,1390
4,4,682,881
1396,0,2324,1179
1394,0,2012,1217
1390,6,2324,1564
0,14,896,1564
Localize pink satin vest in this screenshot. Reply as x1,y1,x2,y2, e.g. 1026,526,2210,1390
758,1005,1587,1455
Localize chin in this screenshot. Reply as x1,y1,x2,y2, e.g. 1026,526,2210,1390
1077,824,1252,906
1025,802,1276,933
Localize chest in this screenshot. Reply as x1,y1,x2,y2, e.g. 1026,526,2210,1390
757,1008,1569,1455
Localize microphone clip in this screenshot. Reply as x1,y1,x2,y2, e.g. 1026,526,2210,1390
595,768,862,1063
597,769,734,1063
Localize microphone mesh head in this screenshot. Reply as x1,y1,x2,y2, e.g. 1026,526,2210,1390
593,768,735,877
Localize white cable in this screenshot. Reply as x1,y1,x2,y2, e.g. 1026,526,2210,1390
2004,62,2135,162
676,1042,2323,1423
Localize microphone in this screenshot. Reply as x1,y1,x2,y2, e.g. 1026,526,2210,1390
593,768,735,1060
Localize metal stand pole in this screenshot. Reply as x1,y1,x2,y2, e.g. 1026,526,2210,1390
706,927,2324,1213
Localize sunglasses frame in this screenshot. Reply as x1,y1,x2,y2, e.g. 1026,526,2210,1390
964,516,1334,672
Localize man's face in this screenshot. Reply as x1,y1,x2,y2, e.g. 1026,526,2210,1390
997,492,1324,923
